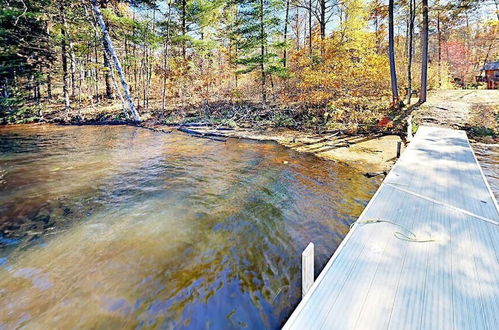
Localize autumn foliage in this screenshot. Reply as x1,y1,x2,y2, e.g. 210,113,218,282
0,0,496,128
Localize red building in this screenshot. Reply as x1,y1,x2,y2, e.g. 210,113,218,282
482,61,499,89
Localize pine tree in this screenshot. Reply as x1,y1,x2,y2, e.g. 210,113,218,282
233,0,287,106
0,0,54,122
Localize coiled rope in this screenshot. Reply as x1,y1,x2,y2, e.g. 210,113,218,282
350,219,437,243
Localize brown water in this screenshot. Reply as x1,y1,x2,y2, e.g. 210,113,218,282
0,125,378,329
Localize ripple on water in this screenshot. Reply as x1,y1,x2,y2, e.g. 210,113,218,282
0,125,378,329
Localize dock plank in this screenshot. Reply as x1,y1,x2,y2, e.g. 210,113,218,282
284,126,499,330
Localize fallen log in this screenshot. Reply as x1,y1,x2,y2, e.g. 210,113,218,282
177,127,228,142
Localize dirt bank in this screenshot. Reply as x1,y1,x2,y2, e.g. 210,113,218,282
149,90,497,174
413,90,498,141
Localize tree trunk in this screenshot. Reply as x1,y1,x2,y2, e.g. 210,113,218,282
2,78,9,99
308,0,312,56
235,44,238,88
406,0,415,104
60,3,71,114
295,6,300,50
283,0,290,67
161,1,172,113
44,21,53,100
31,75,37,100
145,8,155,112
100,0,114,99
374,1,379,51
260,0,267,106
103,47,127,116
93,27,100,100
419,0,429,104
103,45,114,99
388,0,399,104
69,39,77,98
90,0,140,121
319,0,325,56
132,12,138,98
182,0,187,60
437,12,442,88
47,69,52,99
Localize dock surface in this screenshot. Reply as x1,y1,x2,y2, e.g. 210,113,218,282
284,126,499,329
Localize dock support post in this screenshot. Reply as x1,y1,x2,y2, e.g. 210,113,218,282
302,242,314,298
407,115,413,141
396,141,402,158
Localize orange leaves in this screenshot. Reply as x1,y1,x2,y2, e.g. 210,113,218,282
377,116,394,128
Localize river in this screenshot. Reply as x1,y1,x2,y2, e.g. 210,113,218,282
0,124,379,329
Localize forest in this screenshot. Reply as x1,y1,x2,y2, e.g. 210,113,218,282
0,1,498,328
0,0,497,130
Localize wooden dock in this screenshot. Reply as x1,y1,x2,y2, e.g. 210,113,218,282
284,126,499,329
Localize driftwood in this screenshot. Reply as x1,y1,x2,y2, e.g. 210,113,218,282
162,122,210,127
59,120,140,126
167,124,235,131
177,127,228,142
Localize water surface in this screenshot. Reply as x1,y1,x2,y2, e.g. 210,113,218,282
0,125,378,329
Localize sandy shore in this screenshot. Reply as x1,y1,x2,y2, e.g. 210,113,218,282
150,125,403,174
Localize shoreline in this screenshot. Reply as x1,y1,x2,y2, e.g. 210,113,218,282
0,122,403,175
143,123,403,174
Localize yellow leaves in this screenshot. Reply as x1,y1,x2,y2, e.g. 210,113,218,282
289,32,389,102
281,23,391,129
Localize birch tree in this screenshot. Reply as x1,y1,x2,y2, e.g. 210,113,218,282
89,0,140,121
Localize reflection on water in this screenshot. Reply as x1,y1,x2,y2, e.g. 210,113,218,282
0,125,378,328
472,142,499,200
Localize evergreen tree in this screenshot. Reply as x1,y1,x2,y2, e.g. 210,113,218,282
0,0,54,122
233,0,287,106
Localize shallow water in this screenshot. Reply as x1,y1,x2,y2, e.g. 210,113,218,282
0,125,379,329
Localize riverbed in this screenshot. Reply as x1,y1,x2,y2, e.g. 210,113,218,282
0,124,379,328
